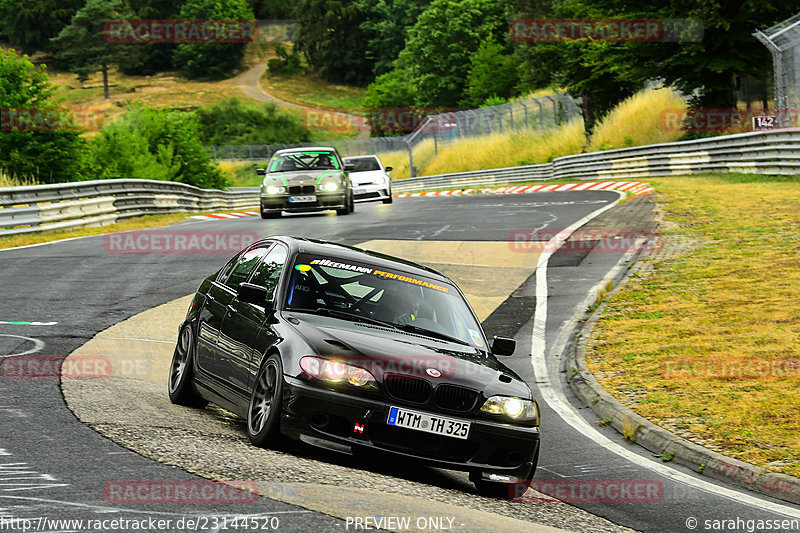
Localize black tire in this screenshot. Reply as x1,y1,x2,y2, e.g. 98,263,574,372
168,326,207,407
247,354,284,447
472,447,538,499
382,189,393,204
261,210,280,219
336,191,354,216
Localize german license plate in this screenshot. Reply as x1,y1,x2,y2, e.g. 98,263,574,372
289,195,316,203
353,188,366,195
387,406,470,440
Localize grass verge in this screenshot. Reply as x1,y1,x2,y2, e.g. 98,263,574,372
0,212,202,250
586,173,800,478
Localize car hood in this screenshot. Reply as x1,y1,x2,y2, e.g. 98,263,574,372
283,312,531,399
349,170,386,186
266,170,346,184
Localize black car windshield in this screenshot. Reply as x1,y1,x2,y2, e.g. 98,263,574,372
345,157,381,172
285,254,488,349
269,151,340,172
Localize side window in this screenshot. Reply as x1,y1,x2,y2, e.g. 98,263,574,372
220,245,270,290
248,245,288,298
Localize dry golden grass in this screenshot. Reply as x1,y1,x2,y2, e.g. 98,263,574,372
376,150,415,181
587,174,800,477
421,121,585,177
263,70,366,113
0,212,201,250
587,88,687,152
0,172,37,188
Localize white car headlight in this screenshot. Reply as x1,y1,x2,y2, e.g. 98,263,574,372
266,185,285,195
480,395,539,423
320,182,339,192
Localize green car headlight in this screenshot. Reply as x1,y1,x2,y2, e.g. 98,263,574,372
320,182,339,192
266,185,285,195
480,395,539,423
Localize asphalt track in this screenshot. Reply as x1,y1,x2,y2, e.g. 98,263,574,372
1,192,798,532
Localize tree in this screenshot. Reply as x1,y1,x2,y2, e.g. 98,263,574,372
0,49,83,183
356,0,433,77
50,0,134,100
81,105,228,189
400,0,507,107
363,69,418,136
118,0,182,74
172,0,255,80
505,0,796,131
461,37,520,107
0,0,83,53
195,98,311,145
293,0,373,85
248,0,293,18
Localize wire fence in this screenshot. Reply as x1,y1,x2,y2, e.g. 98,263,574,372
755,12,800,127
207,94,582,177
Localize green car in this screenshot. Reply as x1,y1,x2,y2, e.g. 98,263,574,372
257,147,355,218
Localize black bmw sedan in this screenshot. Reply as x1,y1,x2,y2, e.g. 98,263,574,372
168,236,540,497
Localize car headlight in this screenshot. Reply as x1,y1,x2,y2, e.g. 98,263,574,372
266,185,285,195
320,182,339,192
480,395,539,423
300,356,377,389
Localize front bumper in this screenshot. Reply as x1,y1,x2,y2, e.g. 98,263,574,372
281,377,540,480
260,193,346,213
353,183,390,203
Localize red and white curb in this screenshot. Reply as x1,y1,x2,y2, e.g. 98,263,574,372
394,181,654,198
190,211,259,221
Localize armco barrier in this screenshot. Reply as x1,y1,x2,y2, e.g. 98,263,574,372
391,129,800,192
3,130,799,235
0,179,259,236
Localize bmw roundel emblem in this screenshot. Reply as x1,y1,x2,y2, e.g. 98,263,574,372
426,368,441,378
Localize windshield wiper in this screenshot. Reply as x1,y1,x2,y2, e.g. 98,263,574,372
395,324,472,346
289,307,400,329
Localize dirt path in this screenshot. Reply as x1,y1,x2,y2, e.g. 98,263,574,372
233,63,370,139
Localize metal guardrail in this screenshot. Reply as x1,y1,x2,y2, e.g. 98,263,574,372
0,179,259,236
391,129,800,192
3,130,799,235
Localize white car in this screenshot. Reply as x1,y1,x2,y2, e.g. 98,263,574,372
342,155,393,204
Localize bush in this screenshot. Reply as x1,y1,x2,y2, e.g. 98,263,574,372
0,48,83,183
364,69,417,137
267,44,305,76
172,0,255,79
81,105,228,189
195,98,310,146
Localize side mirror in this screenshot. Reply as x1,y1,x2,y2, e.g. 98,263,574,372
238,282,271,307
491,336,516,356
256,168,266,176
385,166,393,172
344,163,355,171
